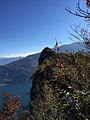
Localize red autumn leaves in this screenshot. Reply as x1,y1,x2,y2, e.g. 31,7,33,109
86,0,90,7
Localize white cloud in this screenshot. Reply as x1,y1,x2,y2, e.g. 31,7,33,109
0,51,41,58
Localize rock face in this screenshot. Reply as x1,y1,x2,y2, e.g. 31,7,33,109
0,53,40,83
30,48,90,120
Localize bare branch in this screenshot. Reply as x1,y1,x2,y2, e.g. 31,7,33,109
69,25,90,49
65,0,90,20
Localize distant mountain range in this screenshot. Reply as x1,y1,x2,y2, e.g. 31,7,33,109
0,42,89,66
0,42,89,83
0,57,22,65
0,53,40,83
53,42,90,53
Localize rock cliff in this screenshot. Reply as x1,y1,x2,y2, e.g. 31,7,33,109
30,48,90,120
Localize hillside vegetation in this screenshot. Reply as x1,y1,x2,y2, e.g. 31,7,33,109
30,47,90,120
0,53,40,83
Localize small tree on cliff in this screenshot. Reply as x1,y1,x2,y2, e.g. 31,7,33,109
0,93,31,120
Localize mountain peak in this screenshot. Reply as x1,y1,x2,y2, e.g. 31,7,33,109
53,42,90,53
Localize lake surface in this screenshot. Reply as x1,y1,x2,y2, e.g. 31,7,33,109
0,81,32,111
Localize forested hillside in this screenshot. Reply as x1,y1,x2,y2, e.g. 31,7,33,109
0,53,40,83
30,47,90,120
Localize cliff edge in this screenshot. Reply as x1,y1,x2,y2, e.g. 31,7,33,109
30,48,90,120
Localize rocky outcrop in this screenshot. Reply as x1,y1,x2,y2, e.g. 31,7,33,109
30,48,90,120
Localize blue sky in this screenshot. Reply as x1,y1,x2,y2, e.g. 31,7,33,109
0,0,86,57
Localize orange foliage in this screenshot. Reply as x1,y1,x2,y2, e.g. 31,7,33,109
86,0,90,6
56,62,65,68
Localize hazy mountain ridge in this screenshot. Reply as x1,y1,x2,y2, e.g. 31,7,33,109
0,42,89,66
0,53,40,83
54,42,90,53
0,57,22,65
0,42,89,83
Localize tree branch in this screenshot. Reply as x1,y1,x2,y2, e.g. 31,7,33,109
65,0,90,19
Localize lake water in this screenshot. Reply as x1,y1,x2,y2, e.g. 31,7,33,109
0,81,32,111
